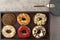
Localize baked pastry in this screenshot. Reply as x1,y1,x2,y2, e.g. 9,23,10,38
34,13,47,25
2,25,16,38
18,26,31,38
2,13,16,25
32,26,46,38
17,13,30,25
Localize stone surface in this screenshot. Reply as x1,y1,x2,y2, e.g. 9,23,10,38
0,0,50,11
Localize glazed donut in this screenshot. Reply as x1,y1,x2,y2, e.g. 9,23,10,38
17,13,30,25
34,13,47,25
32,26,46,38
2,13,16,25
18,26,31,38
2,25,16,38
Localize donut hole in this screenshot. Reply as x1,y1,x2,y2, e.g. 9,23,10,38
6,30,11,33
39,18,42,20
22,18,26,21
37,30,41,34
34,30,36,32
22,30,26,33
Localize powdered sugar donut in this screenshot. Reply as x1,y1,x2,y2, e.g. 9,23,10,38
2,25,16,38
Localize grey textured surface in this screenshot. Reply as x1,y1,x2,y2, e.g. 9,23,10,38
0,0,50,11
0,0,60,16
50,0,60,16
50,14,60,40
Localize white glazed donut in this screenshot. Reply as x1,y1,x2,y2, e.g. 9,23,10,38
32,26,46,38
34,13,47,25
2,25,16,38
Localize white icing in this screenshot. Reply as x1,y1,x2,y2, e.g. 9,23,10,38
2,25,16,38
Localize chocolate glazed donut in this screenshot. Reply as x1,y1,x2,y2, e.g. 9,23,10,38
18,26,31,38
2,13,16,25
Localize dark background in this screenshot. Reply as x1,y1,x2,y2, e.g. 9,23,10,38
0,12,50,40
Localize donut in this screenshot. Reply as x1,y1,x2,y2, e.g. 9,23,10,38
32,26,46,38
18,26,31,38
34,13,47,25
2,25,16,38
2,13,16,25
17,13,30,25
